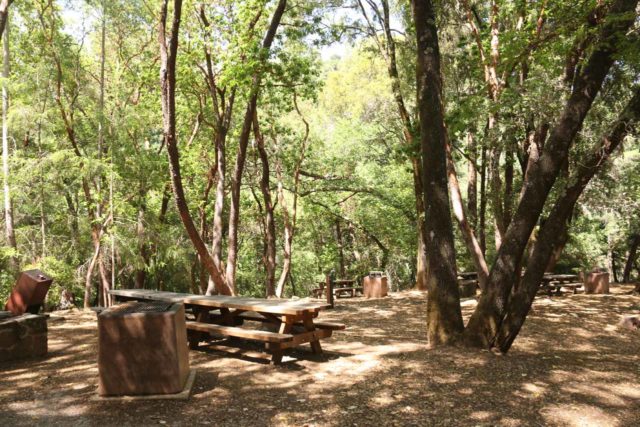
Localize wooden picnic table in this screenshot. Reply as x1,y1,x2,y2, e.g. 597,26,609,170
108,289,345,364
311,280,363,299
539,274,582,295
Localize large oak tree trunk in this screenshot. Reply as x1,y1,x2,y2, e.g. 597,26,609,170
465,0,638,348
495,86,640,351
412,0,464,346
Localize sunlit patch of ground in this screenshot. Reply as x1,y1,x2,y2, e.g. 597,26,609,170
1,284,639,426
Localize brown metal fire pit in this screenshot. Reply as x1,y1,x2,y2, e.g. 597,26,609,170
4,270,53,316
97,301,191,397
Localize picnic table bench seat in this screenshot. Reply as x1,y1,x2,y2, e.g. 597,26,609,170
539,281,584,296
186,321,294,343
233,311,346,331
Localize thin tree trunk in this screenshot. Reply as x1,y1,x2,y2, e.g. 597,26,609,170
489,141,505,249
446,139,489,290
503,141,514,228
158,0,231,295
479,144,487,254
358,0,430,291
412,0,464,346
467,133,478,229
1,11,16,267
275,93,309,298
0,1,12,45
225,0,287,292
135,188,148,289
254,112,276,297
623,235,639,283
84,229,101,307
336,219,345,278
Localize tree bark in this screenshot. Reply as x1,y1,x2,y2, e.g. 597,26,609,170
1,10,16,267
275,93,309,298
623,235,639,283
479,144,487,254
336,219,345,278
254,112,276,297
135,188,148,289
225,0,287,292
446,141,489,290
412,0,464,345
357,0,430,291
158,0,231,295
467,133,478,229
0,1,12,46
494,83,640,352
465,0,638,348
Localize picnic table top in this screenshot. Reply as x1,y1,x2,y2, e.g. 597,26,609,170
109,289,330,316
542,274,579,282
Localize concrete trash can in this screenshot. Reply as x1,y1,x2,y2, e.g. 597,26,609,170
4,270,53,316
98,301,190,396
363,272,388,298
584,271,609,294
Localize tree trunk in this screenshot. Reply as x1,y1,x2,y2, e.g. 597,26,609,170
158,0,231,295
1,11,16,267
336,219,345,278
465,0,638,348
0,1,11,46
489,141,505,250
358,0,430,292
446,139,489,290
415,225,429,290
503,141,514,228
479,144,487,254
275,93,309,298
623,235,639,283
545,226,569,273
84,228,101,308
412,0,464,346
467,133,478,229
254,112,276,297
494,83,640,352
225,0,287,292
135,189,148,289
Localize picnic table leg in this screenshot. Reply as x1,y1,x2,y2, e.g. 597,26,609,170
302,312,322,354
270,315,295,364
188,307,210,349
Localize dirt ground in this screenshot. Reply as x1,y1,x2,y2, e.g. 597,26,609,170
1,285,639,427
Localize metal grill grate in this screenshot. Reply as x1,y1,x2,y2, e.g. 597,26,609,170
111,301,173,314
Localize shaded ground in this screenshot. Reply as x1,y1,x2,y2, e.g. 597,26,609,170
1,285,639,426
